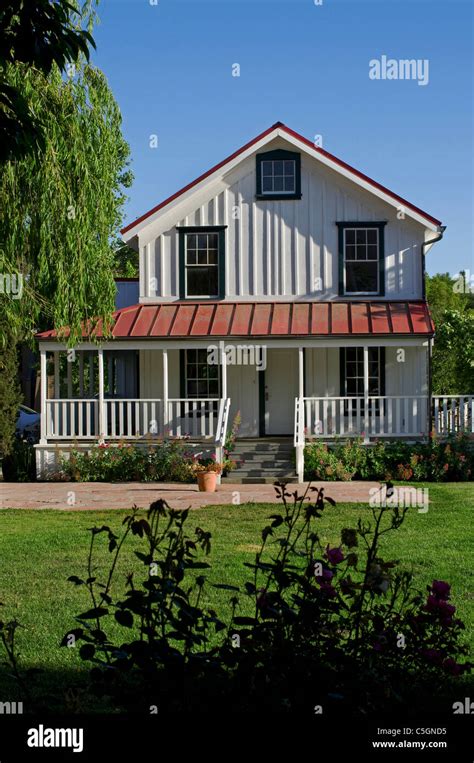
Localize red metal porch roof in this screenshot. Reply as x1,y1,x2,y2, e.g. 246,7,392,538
36,301,435,340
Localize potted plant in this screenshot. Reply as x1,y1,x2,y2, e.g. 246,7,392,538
190,457,223,492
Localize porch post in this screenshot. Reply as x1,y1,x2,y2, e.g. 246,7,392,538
298,347,304,399
221,342,228,399
363,345,369,443
162,349,168,436
98,348,105,442
54,351,60,399
40,347,47,444
78,352,84,398
67,353,73,398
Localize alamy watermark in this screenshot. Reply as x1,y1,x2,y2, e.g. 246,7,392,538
207,340,267,371
0,272,23,299
369,55,429,87
369,485,429,513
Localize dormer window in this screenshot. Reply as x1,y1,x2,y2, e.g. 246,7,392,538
256,149,301,200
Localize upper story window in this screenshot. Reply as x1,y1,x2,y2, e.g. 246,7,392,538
337,221,386,297
256,149,301,200
178,226,226,299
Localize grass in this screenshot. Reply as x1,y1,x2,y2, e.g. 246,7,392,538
0,482,472,709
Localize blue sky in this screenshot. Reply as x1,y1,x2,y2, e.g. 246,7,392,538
92,0,473,276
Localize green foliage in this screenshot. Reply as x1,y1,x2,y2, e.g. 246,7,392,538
1,436,36,481
0,60,132,344
50,488,471,713
113,240,139,278
60,440,195,482
426,273,474,394
304,435,473,482
0,313,21,456
0,0,98,160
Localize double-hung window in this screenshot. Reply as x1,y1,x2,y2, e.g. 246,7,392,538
184,349,220,399
337,222,386,296
178,226,226,299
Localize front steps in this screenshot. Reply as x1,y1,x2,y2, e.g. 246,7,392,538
221,437,298,484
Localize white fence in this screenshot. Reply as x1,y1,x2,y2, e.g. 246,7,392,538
432,396,474,436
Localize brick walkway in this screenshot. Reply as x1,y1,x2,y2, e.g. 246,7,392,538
0,481,384,510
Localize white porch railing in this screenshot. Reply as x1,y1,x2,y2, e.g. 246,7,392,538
433,395,474,435
301,395,429,439
45,398,227,441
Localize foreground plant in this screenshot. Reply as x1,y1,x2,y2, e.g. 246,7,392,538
60,484,471,713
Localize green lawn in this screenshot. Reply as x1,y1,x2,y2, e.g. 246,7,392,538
0,482,472,709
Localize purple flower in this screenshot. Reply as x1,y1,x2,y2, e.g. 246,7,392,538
325,545,345,565
431,580,451,600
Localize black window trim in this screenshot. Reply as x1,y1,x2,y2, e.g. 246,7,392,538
177,225,226,300
336,221,386,297
256,149,302,200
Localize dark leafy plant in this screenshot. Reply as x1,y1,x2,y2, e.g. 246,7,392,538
61,485,471,713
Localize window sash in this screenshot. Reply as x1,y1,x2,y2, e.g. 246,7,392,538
260,159,296,195
185,349,221,399
343,227,380,295
184,233,219,298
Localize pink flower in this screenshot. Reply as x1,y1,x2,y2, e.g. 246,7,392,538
325,545,345,565
315,566,334,583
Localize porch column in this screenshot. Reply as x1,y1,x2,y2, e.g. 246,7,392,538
40,347,47,444
298,347,304,399
78,352,84,398
98,348,105,442
67,352,73,398
54,351,60,399
162,349,168,435
221,343,228,399
363,345,369,443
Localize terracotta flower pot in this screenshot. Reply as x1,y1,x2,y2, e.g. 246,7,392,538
197,471,218,492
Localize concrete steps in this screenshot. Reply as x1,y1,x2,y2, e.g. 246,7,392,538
222,438,298,484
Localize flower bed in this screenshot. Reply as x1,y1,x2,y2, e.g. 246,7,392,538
304,434,473,482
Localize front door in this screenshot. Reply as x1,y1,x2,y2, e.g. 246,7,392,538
264,349,299,435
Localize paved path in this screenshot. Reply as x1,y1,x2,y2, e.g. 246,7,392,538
0,481,384,510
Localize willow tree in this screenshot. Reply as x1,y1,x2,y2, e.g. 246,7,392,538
0,60,132,344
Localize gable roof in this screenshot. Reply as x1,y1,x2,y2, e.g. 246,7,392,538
121,122,442,238
36,300,435,340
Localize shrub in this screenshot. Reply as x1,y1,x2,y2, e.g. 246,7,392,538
52,485,470,714
304,434,473,482
1,435,36,482
60,440,194,482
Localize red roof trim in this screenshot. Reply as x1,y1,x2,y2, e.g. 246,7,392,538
121,122,442,235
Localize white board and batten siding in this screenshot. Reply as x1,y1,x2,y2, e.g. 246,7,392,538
137,139,428,303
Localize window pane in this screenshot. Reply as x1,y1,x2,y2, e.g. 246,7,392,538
197,250,208,265
346,348,357,362
197,381,208,397
187,267,218,297
346,261,378,293
262,176,273,192
208,233,218,248
284,160,294,175
367,229,378,244
187,380,197,397
345,244,356,260
187,250,196,265
284,175,295,192
197,234,207,249
345,229,355,245
209,380,219,396
187,364,197,379
356,229,366,244
273,160,283,175
208,248,218,264
273,176,284,192
186,234,197,249
356,245,368,260
346,362,357,378
261,161,273,176
367,245,378,260
197,349,208,363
